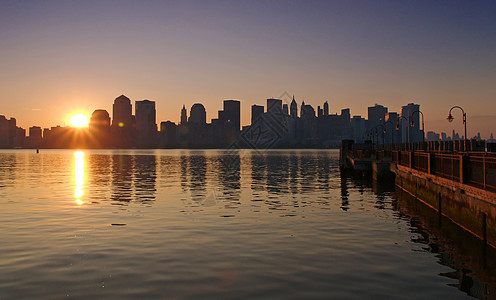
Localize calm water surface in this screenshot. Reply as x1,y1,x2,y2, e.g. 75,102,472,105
0,149,494,299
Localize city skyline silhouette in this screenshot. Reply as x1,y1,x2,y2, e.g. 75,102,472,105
2,94,493,149
1,2,495,137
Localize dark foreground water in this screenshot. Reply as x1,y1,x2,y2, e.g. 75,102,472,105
0,149,494,299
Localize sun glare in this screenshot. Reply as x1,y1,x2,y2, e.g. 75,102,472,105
70,114,89,128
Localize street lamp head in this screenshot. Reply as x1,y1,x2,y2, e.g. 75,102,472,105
396,123,399,130
410,121,415,127
447,114,454,122
383,128,387,134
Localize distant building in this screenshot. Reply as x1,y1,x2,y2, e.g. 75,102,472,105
223,100,240,132
367,104,387,132
290,96,298,118
351,116,366,143
112,95,135,147
323,101,329,116
180,105,187,125
251,105,264,124
25,126,42,148
135,100,157,147
267,99,283,115
189,103,206,125
89,109,111,131
385,112,399,144
426,131,440,141
89,109,111,148
112,95,133,128
400,103,421,143
29,126,42,139
301,103,316,118
0,116,22,148
283,104,289,115
160,121,177,147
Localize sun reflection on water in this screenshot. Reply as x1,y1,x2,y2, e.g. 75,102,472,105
74,151,85,204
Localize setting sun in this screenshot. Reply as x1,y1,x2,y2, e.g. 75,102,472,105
70,114,89,128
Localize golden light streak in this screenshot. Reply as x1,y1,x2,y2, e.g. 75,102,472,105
74,151,85,204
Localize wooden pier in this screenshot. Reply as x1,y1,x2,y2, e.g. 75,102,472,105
340,139,496,249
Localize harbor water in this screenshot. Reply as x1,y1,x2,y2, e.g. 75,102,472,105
0,149,494,299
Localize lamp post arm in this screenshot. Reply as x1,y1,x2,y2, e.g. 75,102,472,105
448,105,468,151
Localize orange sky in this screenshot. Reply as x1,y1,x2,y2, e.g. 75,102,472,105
1,1,495,138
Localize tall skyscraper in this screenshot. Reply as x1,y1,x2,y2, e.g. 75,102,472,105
89,110,111,131
367,104,387,131
0,116,18,147
323,101,329,116
267,98,282,115
223,100,240,131
351,116,366,143
181,105,187,125
400,103,421,143
135,100,157,146
189,103,206,125
385,112,399,144
89,109,111,148
290,96,298,118
28,126,42,139
112,95,133,128
251,105,264,124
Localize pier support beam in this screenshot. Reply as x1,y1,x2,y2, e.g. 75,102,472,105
392,163,496,249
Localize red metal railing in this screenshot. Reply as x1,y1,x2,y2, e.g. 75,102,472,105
392,151,495,192
433,153,460,181
413,152,429,173
467,154,496,190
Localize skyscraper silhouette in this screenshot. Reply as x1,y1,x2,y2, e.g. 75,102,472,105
189,103,206,125
367,104,387,132
400,103,421,143
323,101,329,116
112,95,133,128
223,100,240,131
181,105,187,125
290,96,298,118
135,100,157,147
111,95,135,147
90,110,111,131
89,109,111,148
267,98,283,115
283,104,289,115
251,105,264,124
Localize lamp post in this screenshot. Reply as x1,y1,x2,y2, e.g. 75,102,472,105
397,116,409,144
410,110,425,148
447,106,467,151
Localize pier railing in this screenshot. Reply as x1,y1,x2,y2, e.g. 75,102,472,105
379,139,489,152
341,139,496,191
390,150,496,191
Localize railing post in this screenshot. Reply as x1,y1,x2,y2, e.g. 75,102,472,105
409,151,414,169
459,154,467,184
483,155,486,189
427,153,432,174
438,193,442,228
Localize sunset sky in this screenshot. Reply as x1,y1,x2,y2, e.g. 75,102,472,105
1,1,495,138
